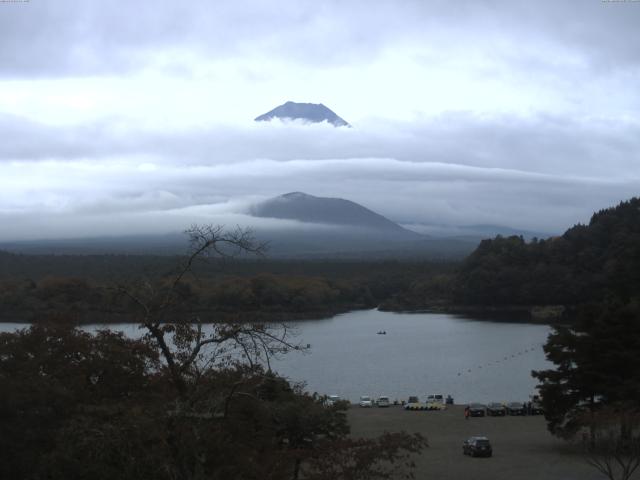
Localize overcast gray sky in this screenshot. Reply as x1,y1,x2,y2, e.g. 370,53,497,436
0,0,638,241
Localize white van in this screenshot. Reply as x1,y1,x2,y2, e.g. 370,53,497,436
426,394,444,404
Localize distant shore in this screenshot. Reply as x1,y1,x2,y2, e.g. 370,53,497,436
0,305,364,325
0,303,566,325
379,303,566,324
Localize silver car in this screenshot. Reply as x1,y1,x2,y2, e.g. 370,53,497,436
359,395,373,407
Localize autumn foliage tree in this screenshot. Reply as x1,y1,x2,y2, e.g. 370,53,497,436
0,323,161,480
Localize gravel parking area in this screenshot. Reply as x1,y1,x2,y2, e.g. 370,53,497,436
348,405,608,480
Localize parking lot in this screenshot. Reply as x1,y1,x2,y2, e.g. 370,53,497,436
348,405,608,480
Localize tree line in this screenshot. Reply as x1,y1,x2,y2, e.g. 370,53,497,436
453,197,640,307
0,274,374,323
0,253,455,323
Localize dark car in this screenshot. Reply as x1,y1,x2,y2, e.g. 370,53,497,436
468,403,486,417
463,436,493,457
506,402,525,415
486,402,506,416
530,402,544,415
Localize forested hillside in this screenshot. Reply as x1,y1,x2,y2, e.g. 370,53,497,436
3,197,638,322
0,255,454,323
453,197,640,306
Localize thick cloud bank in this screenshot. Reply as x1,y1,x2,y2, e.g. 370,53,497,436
0,116,637,241
0,0,638,241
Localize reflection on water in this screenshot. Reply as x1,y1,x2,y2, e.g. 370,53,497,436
0,309,552,404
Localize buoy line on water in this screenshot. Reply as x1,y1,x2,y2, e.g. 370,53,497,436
455,342,546,377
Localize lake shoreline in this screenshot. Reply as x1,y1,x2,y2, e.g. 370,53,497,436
0,304,365,325
0,303,565,325
379,303,566,324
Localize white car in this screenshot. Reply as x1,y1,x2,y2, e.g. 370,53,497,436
359,395,373,407
325,395,341,406
377,396,391,407
426,394,444,404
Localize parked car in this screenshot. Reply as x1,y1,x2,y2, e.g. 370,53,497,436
325,395,341,406
531,401,544,415
426,394,444,404
468,403,487,417
404,395,424,410
359,395,373,407
377,396,391,407
506,402,525,415
463,436,493,457
486,402,506,416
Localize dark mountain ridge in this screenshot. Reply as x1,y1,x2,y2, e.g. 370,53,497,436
245,192,477,258
249,192,415,235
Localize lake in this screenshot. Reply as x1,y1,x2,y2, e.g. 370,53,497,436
1,309,552,404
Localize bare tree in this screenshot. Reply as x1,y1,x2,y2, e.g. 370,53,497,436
581,405,640,480
116,224,302,397
112,225,314,479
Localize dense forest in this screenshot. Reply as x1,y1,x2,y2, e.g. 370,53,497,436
2,197,639,324
452,197,640,307
0,253,455,323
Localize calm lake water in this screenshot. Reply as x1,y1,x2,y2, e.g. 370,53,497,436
1,309,552,404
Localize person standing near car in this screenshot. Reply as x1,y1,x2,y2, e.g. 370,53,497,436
464,406,470,420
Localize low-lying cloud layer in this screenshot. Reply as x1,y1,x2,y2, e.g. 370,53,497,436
0,116,637,241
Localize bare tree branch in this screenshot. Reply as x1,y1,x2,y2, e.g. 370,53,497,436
582,406,640,480
113,224,296,399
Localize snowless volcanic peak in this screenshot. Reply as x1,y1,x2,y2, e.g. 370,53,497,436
249,192,413,234
254,101,350,127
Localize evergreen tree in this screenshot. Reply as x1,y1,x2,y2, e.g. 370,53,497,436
533,300,640,438
455,197,640,308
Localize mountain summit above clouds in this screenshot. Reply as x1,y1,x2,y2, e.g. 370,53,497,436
254,101,350,127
